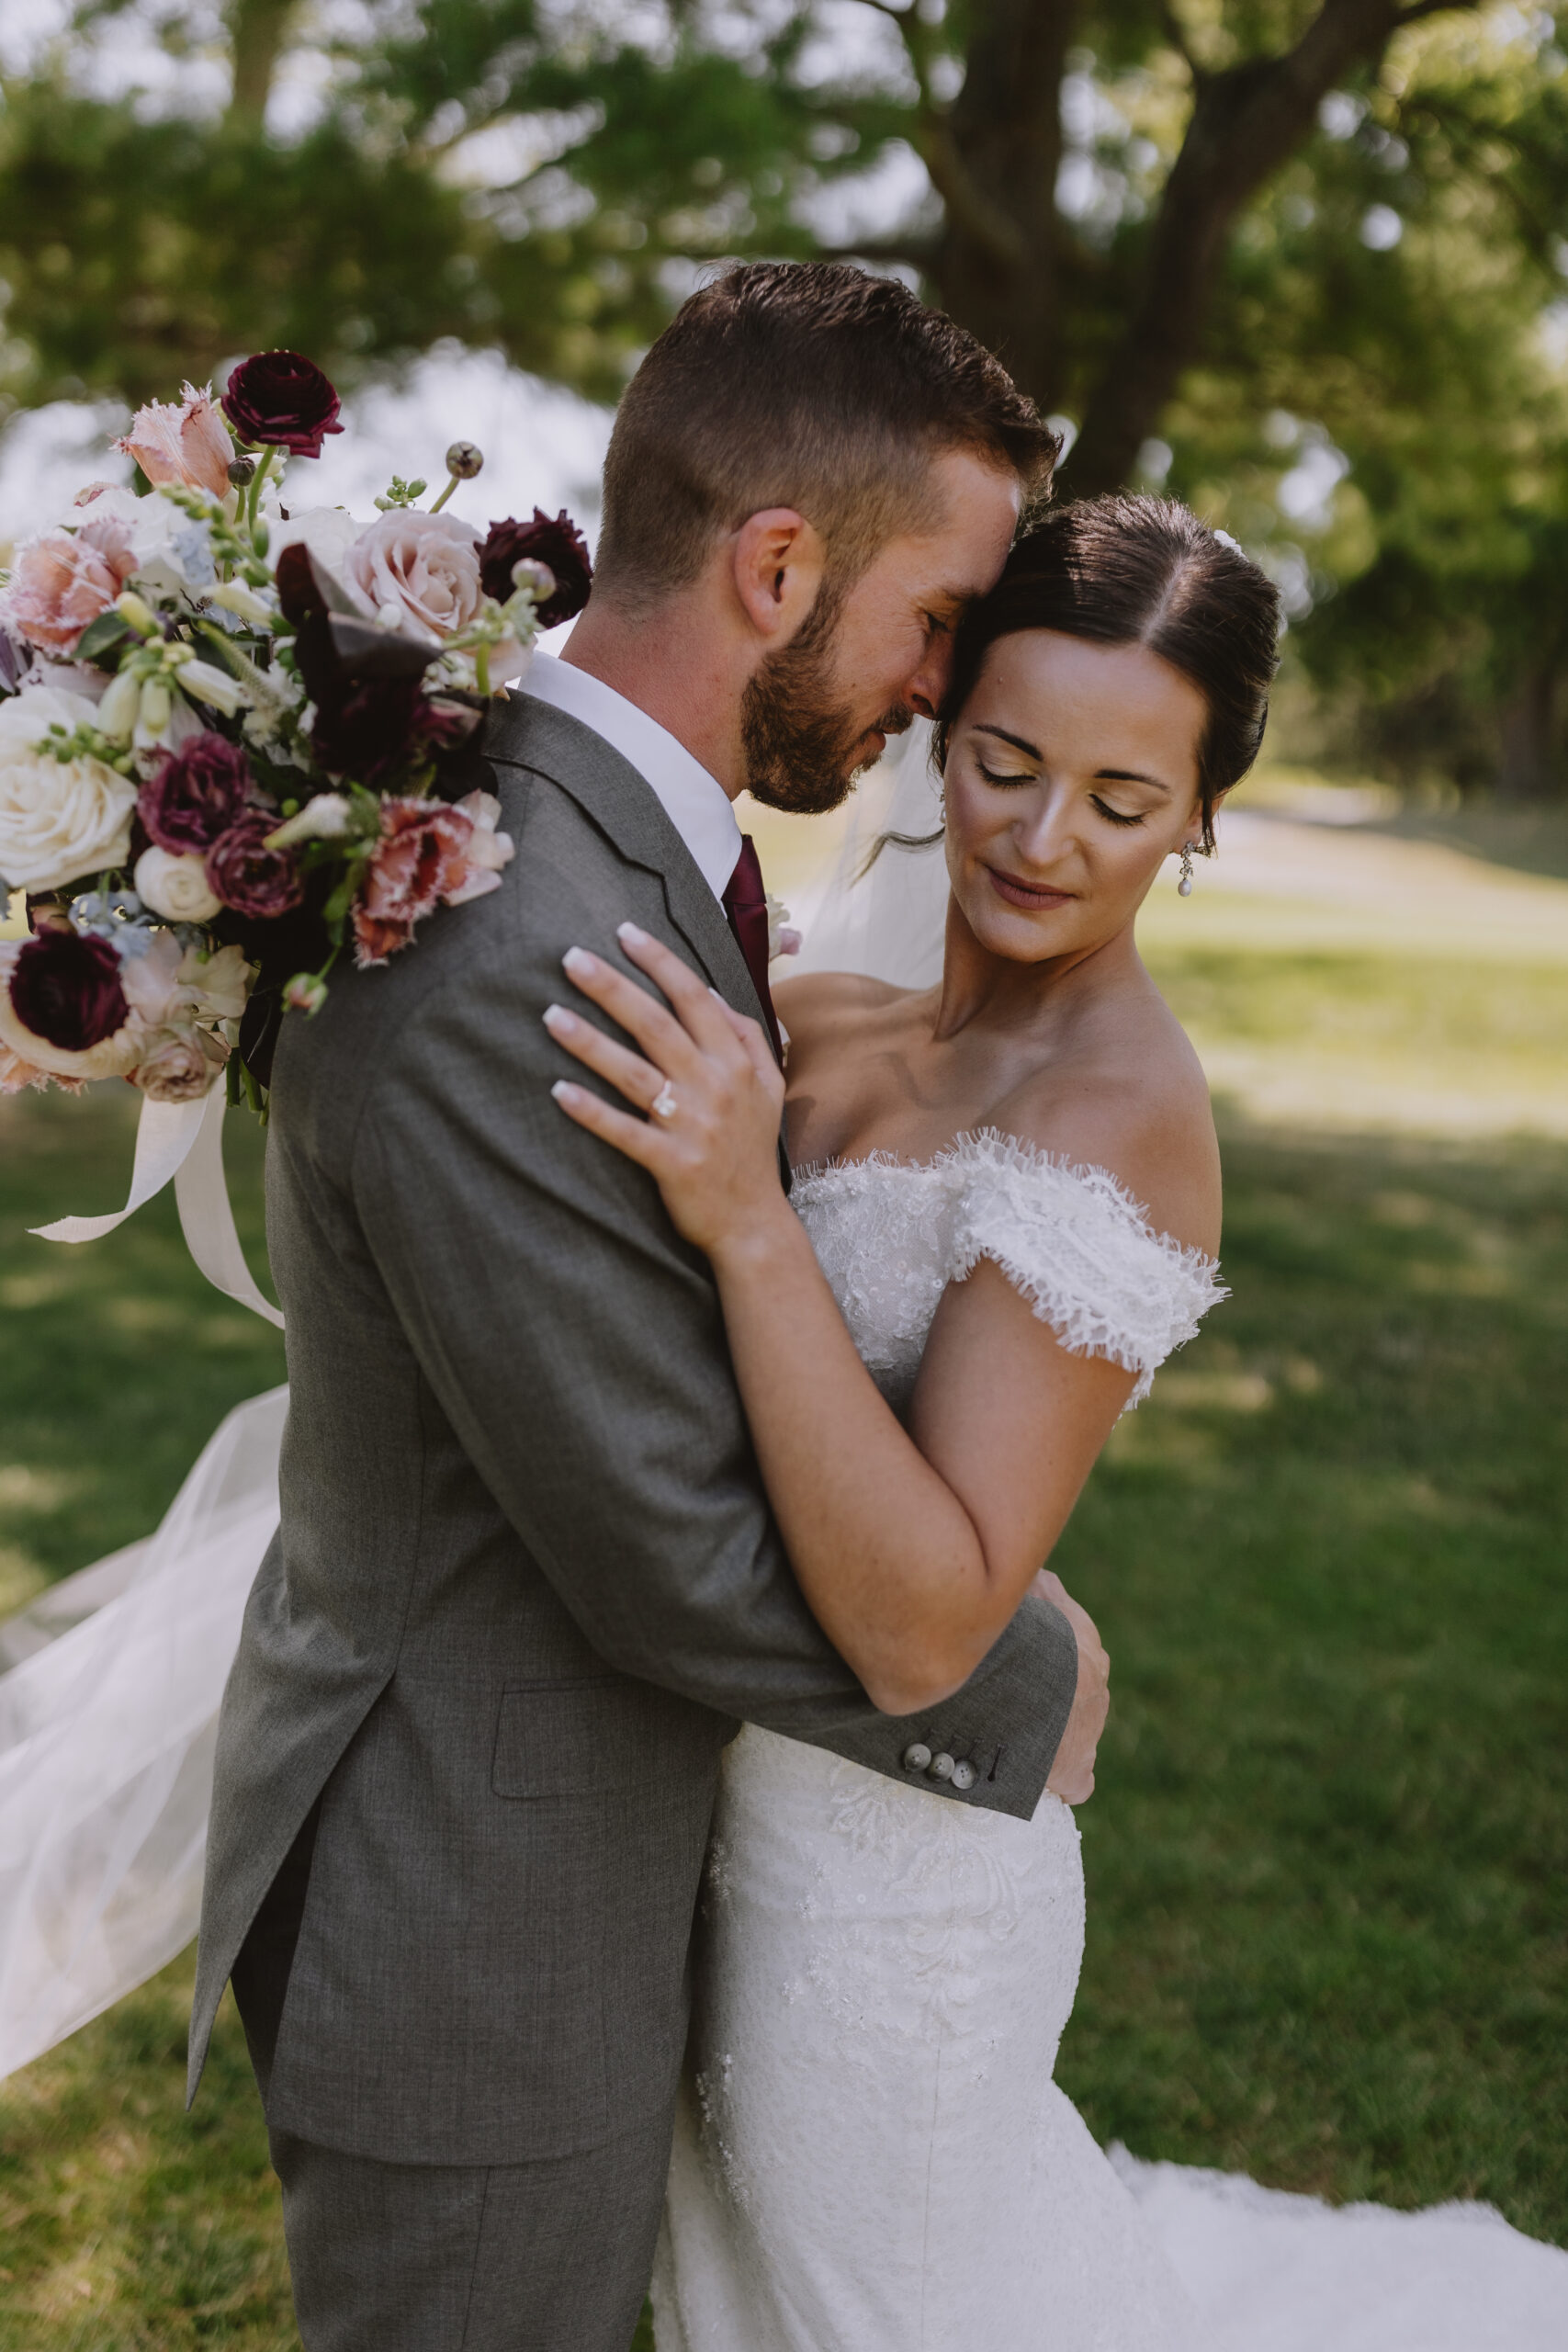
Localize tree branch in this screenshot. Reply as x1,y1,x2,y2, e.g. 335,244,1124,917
847,0,1028,272
1066,0,1485,492
1159,4,1204,81
225,0,299,130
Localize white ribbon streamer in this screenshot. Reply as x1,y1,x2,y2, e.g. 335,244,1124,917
174,1086,284,1329
30,1084,284,1331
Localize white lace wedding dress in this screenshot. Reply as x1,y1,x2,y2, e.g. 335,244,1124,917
649,1134,1568,2352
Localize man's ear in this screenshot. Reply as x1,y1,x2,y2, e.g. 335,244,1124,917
729,509,826,644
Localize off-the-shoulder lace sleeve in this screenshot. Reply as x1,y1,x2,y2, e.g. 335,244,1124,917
947,1129,1225,1405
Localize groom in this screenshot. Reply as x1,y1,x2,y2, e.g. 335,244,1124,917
191,262,1110,2350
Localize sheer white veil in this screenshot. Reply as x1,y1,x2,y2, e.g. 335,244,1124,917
0,1387,286,2078
791,719,952,992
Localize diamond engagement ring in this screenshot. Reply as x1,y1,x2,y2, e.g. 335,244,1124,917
651,1081,679,1123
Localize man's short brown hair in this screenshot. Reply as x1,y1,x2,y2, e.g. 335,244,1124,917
594,262,1059,609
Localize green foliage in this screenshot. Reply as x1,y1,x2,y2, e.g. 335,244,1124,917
1,5,1567,766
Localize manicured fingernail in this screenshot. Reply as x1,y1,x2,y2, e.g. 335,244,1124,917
617,922,649,947
562,946,594,977
551,1080,579,1102
542,1002,576,1034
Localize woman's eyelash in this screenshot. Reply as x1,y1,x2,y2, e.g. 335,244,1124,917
974,764,1148,827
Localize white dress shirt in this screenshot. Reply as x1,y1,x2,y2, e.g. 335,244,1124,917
523,650,742,904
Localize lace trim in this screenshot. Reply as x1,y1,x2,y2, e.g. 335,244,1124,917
794,1129,1225,1406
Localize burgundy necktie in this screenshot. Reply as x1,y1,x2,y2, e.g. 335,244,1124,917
721,833,784,1063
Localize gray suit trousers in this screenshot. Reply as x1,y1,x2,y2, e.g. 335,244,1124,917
233,1803,665,2352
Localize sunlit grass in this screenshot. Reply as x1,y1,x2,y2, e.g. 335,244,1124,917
1059,1119,1568,2239
1,933,1565,2342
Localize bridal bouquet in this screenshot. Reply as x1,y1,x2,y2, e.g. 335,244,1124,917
0,349,591,1112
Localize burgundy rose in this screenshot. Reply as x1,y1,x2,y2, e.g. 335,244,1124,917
478,510,592,628
8,928,128,1052
351,797,475,967
221,351,344,459
206,809,305,921
139,732,254,855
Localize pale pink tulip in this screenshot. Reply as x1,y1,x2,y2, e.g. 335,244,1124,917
115,383,234,500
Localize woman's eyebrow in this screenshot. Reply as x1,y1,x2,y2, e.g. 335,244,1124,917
973,723,1042,760
1097,766,1172,793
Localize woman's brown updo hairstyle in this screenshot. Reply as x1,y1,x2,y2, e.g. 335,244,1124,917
930,494,1281,853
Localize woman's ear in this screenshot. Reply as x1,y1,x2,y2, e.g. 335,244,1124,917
729,509,826,644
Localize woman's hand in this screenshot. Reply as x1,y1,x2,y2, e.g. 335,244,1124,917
546,922,789,1259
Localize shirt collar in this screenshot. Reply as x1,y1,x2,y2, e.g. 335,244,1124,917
522,650,742,904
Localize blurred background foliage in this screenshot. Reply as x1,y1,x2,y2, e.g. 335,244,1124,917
2,0,1568,798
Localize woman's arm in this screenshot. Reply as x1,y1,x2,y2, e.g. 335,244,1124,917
546,927,1150,1716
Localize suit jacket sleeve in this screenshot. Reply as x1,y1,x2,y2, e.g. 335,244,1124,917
345,768,1079,1820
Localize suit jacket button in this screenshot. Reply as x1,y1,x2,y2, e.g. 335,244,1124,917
950,1759,976,1792
902,1742,932,1773
929,1752,955,1781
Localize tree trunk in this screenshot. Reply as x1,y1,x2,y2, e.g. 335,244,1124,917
931,0,1080,411
226,0,299,130
1495,665,1562,802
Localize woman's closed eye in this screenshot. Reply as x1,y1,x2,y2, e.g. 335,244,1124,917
976,760,1038,787
1089,796,1147,828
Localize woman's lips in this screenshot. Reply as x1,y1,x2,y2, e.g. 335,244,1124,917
985,865,1075,910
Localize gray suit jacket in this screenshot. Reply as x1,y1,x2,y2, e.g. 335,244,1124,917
189,694,1079,2164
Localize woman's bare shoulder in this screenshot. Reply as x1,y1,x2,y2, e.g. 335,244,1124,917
997,995,1222,1255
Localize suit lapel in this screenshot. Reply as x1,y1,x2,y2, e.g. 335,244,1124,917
484,694,766,1029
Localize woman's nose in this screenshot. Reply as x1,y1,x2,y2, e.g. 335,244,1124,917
1012,790,1078,868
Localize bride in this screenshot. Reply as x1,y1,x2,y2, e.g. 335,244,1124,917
546,492,1257,2348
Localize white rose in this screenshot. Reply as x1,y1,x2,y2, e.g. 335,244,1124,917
0,686,138,892
133,845,222,923
344,512,483,642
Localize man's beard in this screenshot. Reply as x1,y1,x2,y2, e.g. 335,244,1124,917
740,580,914,815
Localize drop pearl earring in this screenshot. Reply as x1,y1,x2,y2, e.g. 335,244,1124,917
1178,842,1195,898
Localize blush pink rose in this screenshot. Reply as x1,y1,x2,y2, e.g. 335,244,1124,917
344,513,483,642
115,383,234,500
129,1022,227,1102
7,517,138,657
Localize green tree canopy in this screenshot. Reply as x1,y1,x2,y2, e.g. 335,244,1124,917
3,0,1566,793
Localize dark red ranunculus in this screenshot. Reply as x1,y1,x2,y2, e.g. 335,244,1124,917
308,674,475,786
478,509,592,628
276,540,476,786
221,351,344,458
8,929,128,1051
206,810,305,921
139,732,254,854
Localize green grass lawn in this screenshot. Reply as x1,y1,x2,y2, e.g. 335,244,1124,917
1,1044,1565,2343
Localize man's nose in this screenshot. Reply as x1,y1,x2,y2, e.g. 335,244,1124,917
906,631,956,721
